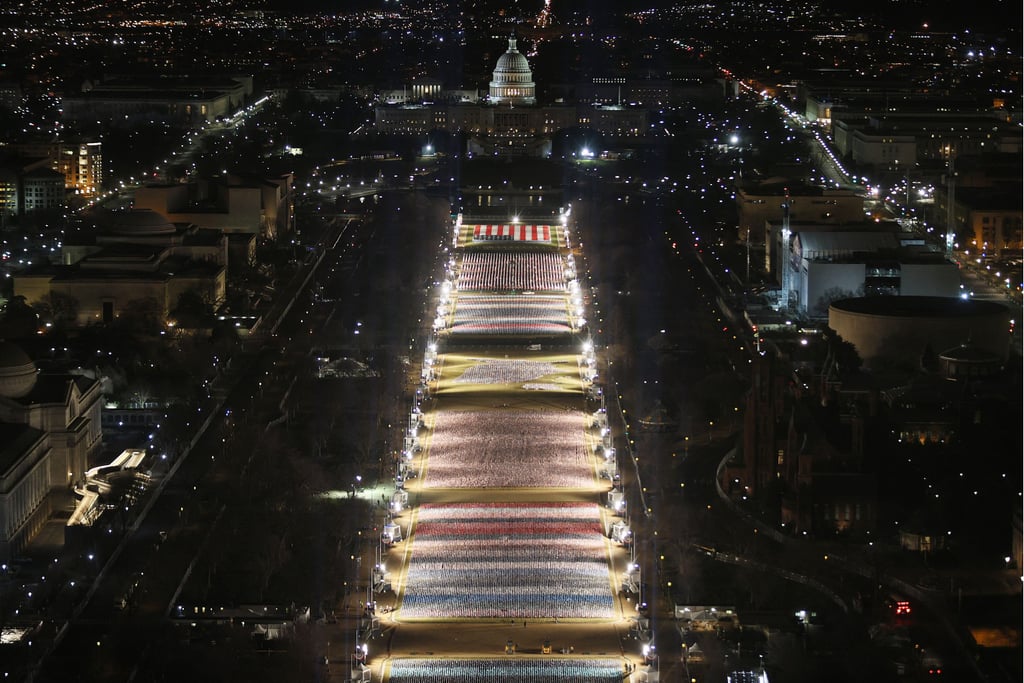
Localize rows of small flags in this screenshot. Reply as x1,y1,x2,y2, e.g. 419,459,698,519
472,224,552,242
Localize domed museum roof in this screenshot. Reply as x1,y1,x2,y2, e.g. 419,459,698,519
0,340,38,399
108,208,177,236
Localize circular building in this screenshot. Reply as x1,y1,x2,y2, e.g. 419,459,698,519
0,340,38,399
938,343,1002,380
828,296,1012,367
488,36,536,105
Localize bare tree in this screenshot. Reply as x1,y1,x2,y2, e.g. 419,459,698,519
813,286,862,317
34,291,80,329
116,296,165,334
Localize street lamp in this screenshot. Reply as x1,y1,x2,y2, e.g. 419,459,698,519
354,641,367,666
643,640,657,665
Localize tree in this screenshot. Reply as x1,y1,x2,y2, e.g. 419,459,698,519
0,295,39,339
121,379,154,408
920,342,939,373
115,297,165,334
822,328,863,375
171,288,213,328
210,321,240,359
34,291,80,329
813,286,861,317
692,371,747,422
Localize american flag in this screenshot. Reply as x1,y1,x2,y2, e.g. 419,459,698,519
472,224,552,242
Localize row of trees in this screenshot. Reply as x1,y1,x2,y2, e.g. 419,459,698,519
0,288,219,338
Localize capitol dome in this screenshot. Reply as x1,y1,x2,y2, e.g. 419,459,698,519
489,36,536,105
108,208,177,236
0,340,38,399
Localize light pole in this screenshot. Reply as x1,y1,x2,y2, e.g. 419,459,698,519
944,146,956,260
745,226,751,284
779,197,792,311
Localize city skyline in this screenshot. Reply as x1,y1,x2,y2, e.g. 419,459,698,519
0,1,1020,681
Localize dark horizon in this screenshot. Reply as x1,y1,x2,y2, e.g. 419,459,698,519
258,0,1021,30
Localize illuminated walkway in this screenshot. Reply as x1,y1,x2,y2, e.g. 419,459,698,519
368,216,640,681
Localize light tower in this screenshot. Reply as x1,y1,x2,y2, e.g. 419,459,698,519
779,192,793,310
944,146,956,260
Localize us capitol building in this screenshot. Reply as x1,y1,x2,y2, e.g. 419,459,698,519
373,35,649,157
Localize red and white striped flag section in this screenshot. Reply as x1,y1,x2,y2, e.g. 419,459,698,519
472,224,551,242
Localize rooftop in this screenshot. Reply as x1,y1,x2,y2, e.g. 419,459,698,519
796,231,899,257
737,179,860,196
16,374,96,406
830,296,1010,318
0,422,46,476
66,89,230,102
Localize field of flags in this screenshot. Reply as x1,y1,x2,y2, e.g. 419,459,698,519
450,294,572,336
422,410,591,489
387,210,619,679
386,658,625,682
400,503,615,619
456,252,566,292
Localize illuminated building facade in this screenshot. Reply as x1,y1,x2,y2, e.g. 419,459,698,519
0,156,67,215
0,342,103,560
5,138,104,198
60,141,103,198
60,76,252,128
14,209,228,326
373,37,649,156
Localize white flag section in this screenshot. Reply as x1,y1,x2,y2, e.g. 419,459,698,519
456,252,565,292
472,224,552,242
